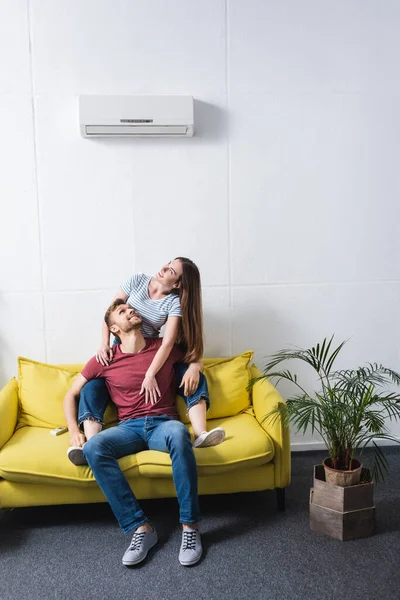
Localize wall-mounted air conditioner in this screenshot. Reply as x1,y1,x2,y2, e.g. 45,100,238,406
79,95,194,138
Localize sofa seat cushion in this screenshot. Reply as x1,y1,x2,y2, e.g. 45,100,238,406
136,413,275,477
0,427,139,486
0,415,274,485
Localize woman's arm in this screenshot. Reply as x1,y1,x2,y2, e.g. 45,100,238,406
140,316,180,404
178,361,204,397
97,287,128,365
141,317,205,404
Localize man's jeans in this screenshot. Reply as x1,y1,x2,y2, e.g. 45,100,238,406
83,416,200,534
78,362,210,427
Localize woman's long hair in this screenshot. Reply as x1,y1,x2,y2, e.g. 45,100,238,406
174,257,204,363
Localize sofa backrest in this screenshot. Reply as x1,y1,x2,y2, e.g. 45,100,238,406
16,351,254,429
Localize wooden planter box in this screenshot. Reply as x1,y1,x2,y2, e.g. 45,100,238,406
309,464,375,541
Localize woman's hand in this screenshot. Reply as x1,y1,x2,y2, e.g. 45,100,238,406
140,373,161,405
96,344,114,366
69,430,86,447
180,364,201,397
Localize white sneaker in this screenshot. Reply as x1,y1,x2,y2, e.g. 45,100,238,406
122,527,158,566
193,427,225,448
67,445,88,466
179,529,202,566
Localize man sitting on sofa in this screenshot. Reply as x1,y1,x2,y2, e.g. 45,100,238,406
63,299,202,567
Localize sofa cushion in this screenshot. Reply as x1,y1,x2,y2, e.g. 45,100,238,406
17,357,118,429
18,358,78,429
176,351,254,422
137,413,275,477
0,426,138,486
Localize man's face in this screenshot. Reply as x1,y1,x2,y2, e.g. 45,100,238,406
110,304,142,335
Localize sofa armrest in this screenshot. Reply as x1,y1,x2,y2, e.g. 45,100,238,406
0,378,19,450
250,365,291,488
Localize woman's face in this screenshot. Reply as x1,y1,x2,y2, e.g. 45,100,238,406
155,259,183,288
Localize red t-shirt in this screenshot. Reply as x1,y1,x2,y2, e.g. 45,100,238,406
81,338,184,421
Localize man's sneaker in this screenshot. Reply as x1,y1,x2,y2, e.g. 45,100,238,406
67,446,88,466
179,528,202,566
193,427,226,448
122,527,158,566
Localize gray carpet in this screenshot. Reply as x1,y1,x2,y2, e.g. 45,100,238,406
1,448,399,600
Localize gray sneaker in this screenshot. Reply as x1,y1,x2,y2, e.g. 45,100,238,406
179,529,202,566
67,446,88,466
193,427,226,448
122,527,158,566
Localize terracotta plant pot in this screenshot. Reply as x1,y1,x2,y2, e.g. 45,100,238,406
322,457,362,487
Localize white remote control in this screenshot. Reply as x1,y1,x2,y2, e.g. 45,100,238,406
50,427,68,436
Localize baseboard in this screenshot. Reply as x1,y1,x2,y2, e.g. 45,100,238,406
291,438,400,452
291,441,326,452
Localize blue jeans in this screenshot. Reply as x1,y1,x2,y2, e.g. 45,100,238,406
78,362,210,427
83,416,200,533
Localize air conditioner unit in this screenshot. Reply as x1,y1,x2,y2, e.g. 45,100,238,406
79,95,194,138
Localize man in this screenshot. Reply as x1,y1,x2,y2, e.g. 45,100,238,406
63,299,202,567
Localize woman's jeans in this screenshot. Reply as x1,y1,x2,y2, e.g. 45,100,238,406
78,362,210,427
83,415,200,533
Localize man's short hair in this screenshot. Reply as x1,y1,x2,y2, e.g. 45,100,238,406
104,298,126,330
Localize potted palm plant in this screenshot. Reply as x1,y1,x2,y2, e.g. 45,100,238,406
251,336,400,486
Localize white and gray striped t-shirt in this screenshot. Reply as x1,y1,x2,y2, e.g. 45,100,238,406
121,273,181,339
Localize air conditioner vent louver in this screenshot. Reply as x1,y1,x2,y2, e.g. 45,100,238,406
85,125,189,137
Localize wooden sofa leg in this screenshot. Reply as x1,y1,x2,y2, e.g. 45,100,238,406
276,488,285,511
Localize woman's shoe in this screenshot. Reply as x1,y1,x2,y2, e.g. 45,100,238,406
193,427,225,448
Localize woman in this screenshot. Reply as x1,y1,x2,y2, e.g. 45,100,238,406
67,257,225,465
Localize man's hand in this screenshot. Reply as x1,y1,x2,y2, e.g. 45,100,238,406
180,364,201,397
69,430,86,447
140,374,161,405
96,344,114,366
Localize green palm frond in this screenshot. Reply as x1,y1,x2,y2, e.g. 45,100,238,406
286,397,320,435
372,394,400,421
359,438,399,484
324,338,348,374
260,348,317,373
362,410,386,434
263,370,299,386
260,403,289,428
247,374,269,390
333,364,400,391
371,444,390,484
259,336,347,380
249,368,310,398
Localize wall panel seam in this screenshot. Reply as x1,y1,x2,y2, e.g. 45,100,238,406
225,0,233,356
26,0,48,359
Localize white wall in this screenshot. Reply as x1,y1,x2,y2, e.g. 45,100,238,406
1,0,400,446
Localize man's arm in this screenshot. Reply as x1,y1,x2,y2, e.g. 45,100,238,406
63,373,89,447
98,287,128,365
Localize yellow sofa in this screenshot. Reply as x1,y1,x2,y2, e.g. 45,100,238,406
0,352,291,511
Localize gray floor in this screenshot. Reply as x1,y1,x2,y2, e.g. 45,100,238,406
1,448,399,600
